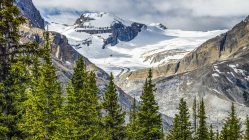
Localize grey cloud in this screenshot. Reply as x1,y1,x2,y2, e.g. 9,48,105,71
33,0,249,31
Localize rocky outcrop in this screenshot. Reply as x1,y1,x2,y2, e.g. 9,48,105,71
103,22,145,48
122,16,249,80
116,16,249,129
19,24,133,114
16,0,45,29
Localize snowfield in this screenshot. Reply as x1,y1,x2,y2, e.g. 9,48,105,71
47,12,227,76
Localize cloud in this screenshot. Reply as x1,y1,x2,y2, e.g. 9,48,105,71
33,0,249,31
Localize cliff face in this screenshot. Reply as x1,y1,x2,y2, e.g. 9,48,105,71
123,16,249,80
103,22,145,48
16,0,45,29
115,16,249,129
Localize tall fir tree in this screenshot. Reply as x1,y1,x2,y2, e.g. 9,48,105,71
220,103,241,140
167,114,181,140
126,98,139,140
137,69,163,140
209,125,215,140
193,97,197,134
59,81,78,139
66,57,102,139
196,99,209,140
18,31,63,139
216,129,219,140
103,73,125,140
0,0,39,139
167,98,192,140
245,116,249,140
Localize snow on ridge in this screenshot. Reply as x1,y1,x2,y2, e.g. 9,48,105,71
47,11,227,76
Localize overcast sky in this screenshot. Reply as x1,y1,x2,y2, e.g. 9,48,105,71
33,0,249,31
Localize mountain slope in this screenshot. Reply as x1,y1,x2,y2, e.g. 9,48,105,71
47,12,226,76
16,0,45,28
116,16,249,129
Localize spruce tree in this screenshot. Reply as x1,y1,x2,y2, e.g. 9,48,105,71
245,116,249,140
103,73,125,140
193,97,197,134
59,81,78,139
220,103,241,140
167,98,192,140
209,125,215,140
126,98,139,140
196,99,209,140
137,69,163,140
0,0,39,139
216,129,219,140
18,31,63,139
167,114,181,140
67,57,102,139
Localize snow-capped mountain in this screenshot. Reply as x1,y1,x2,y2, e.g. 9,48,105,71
47,12,226,76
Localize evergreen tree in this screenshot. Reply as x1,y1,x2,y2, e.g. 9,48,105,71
193,97,197,134
126,98,139,140
216,129,219,140
245,116,249,140
196,99,209,140
66,57,102,139
59,81,78,139
167,98,192,140
167,114,181,140
220,103,241,140
209,125,215,140
18,31,63,139
137,69,163,140
0,0,39,139
103,73,125,140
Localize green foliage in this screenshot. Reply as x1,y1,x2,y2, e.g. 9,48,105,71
209,125,215,140
193,97,197,134
167,98,192,140
220,103,241,140
18,31,63,139
126,98,139,140
103,73,125,140
196,99,209,140
61,57,102,139
137,69,163,140
245,116,249,140
0,0,40,139
167,114,181,140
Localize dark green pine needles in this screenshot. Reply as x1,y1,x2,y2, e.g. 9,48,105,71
103,73,126,140
0,0,39,139
137,69,163,140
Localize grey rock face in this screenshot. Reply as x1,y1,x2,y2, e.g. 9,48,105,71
116,16,249,130
16,0,45,29
103,22,145,48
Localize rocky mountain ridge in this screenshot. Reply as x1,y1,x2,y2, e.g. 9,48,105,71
115,16,249,129
16,0,45,29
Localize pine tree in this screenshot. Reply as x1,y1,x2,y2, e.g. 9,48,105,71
137,69,163,140
193,97,197,134
216,129,219,140
220,103,241,140
65,57,102,139
167,114,181,140
18,31,63,139
167,98,192,140
126,98,139,140
0,0,39,139
59,81,78,139
245,116,249,140
209,125,215,140
103,73,125,140
196,99,209,140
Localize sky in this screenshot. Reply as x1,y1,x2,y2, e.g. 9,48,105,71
33,0,249,31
